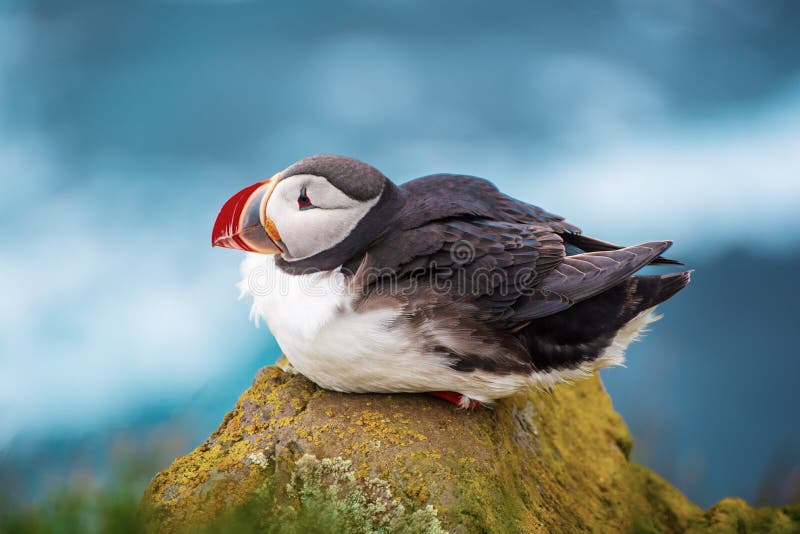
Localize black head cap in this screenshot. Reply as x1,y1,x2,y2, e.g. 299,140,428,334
282,155,387,201
274,155,404,275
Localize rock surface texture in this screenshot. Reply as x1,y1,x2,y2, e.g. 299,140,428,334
143,367,800,533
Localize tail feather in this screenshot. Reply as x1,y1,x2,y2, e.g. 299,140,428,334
517,270,691,372
632,270,692,312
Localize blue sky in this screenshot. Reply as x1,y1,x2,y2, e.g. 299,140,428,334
2,0,799,506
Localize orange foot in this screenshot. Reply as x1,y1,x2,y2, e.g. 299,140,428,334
430,391,482,409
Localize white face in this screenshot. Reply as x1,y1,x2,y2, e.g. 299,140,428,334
265,174,381,261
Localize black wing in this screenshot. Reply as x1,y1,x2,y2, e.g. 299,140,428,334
511,240,674,321
353,219,565,307
396,174,580,234
396,173,679,265
352,214,674,328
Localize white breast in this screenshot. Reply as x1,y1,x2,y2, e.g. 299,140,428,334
237,254,646,405
238,254,459,395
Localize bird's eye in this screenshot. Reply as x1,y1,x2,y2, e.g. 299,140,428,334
298,187,315,210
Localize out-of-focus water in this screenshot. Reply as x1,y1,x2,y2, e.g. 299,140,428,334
2,0,799,508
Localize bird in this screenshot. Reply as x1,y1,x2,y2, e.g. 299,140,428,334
212,154,690,408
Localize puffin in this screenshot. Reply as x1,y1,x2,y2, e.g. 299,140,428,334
212,155,690,408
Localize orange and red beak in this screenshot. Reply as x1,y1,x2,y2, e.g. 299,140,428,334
212,175,283,254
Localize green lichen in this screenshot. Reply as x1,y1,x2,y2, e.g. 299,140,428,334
277,454,444,534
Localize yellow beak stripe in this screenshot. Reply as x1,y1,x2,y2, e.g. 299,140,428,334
264,218,281,243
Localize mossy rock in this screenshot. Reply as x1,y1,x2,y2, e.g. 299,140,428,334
142,366,800,533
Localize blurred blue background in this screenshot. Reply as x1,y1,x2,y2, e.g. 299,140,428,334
2,0,799,508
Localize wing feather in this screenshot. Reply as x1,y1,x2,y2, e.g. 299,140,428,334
511,241,673,321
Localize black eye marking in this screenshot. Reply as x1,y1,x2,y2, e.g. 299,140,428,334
298,186,315,211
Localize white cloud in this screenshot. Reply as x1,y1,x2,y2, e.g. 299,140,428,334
527,93,800,253
525,55,665,144
302,36,421,126
0,146,268,445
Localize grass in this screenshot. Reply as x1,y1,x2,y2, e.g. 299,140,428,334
0,454,444,534
0,463,147,534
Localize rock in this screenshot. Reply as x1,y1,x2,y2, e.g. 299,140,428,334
142,367,800,533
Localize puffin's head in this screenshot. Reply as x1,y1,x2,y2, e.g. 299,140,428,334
212,155,398,265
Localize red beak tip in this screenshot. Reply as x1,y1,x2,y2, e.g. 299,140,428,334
212,178,279,254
